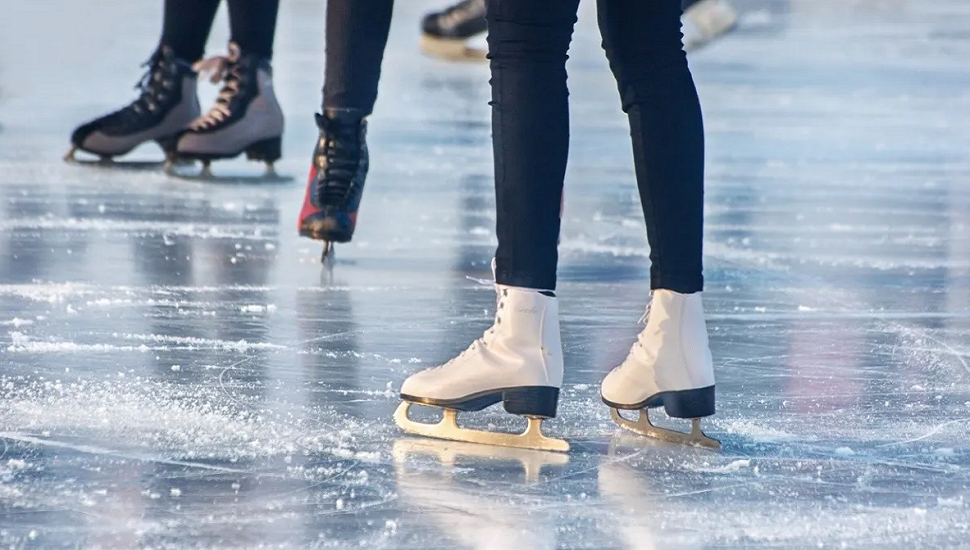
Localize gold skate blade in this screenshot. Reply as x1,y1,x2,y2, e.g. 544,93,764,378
419,35,487,62
394,402,569,453
609,408,720,450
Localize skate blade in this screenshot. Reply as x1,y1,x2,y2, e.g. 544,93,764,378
65,154,170,171
419,35,487,62
392,437,568,482
394,402,569,453
609,408,720,450
321,241,336,267
164,163,294,184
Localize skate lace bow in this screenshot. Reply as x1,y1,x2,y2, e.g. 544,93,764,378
189,46,243,130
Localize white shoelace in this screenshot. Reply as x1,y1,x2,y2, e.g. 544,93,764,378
632,295,654,351
189,47,241,130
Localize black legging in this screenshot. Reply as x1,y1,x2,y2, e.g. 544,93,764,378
317,0,704,292
160,0,280,62
488,0,705,293
322,0,394,115
317,0,701,116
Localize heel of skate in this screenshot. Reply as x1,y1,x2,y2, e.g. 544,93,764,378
155,135,180,156
657,386,715,419
245,136,282,163
394,402,569,453
608,407,720,449
502,386,559,418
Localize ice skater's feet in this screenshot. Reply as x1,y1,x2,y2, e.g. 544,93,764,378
173,42,283,174
601,289,719,448
298,112,368,247
396,282,568,451
682,0,739,52
67,45,199,162
419,0,487,60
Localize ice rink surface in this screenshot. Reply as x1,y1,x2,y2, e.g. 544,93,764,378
1,0,970,547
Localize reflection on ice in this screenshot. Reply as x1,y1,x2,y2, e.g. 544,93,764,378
393,438,565,549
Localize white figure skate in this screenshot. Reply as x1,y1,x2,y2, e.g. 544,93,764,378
682,0,739,53
601,289,719,449
395,283,568,452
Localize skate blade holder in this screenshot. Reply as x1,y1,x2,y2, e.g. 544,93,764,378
394,402,569,453
321,241,336,266
63,147,175,170
610,408,720,450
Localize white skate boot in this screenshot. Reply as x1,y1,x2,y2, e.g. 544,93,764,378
395,283,568,452
681,0,739,53
601,289,719,448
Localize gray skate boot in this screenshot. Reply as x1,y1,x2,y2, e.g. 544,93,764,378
66,45,199,165
172,42,284,178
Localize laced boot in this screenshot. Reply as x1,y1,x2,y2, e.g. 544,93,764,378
298,111,368,261
601,289,719,448
173,42,284,176
67,45,199,163
395,273,568,452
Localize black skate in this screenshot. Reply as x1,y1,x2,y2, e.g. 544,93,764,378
298,111,368,264
420,0,487,61
66,45,199,167
169,42,287,182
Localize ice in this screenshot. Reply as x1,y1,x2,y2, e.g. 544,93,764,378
1,0,970,547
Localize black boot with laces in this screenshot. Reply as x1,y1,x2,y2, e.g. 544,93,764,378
173,41,284,176
298,111,368,260
67,45,199,162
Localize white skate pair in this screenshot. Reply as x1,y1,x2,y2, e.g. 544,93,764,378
395,278,719,452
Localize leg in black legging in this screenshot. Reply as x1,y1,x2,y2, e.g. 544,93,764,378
160,0,222,62
322,0,395,116
227,0,280,59
487,0,580,291
598,0,705,293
